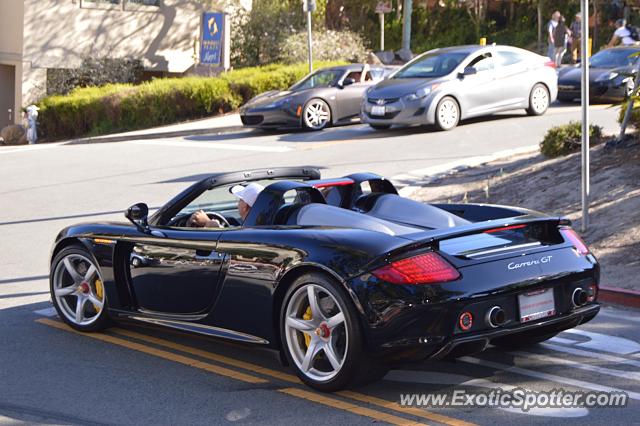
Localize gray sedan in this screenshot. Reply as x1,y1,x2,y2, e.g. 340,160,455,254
240,64,393,131
361,45,558,131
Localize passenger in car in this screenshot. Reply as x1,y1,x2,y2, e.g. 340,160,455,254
189,183,264,227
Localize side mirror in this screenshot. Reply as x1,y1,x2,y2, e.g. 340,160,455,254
341,78,356,87
459,67,477,78
125,202,150,233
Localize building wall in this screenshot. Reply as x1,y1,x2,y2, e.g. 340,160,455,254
0,0,25,125
20,0,214,105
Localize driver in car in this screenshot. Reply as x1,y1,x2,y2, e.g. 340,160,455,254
188,182,264,228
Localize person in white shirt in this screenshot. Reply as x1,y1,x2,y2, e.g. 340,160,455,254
189,182,264,227
608,19,636,47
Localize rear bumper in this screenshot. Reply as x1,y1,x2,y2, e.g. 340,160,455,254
431,303,599,360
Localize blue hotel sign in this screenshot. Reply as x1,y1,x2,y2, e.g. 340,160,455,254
201,12,224,65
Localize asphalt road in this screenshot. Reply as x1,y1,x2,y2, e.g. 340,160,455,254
1,102,638,425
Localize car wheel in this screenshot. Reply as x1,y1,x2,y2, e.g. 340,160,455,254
50,245,110,332
302,99,331,131
280,272,385,391
625,79,635,99
491,331,558,349
526,83,550,116
434,96,460,131
369,124,391,130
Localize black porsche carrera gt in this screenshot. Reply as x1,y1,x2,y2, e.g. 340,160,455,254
49,167,600,391
558,46,640,102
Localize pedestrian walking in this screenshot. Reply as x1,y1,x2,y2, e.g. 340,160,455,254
547,11,561,59
554,15,571,67
570,13,582,64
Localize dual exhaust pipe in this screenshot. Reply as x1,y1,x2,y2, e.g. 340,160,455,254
485,306,506,328
572,287,589,308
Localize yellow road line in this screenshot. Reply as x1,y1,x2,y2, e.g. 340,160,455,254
36,318,267,384
279,388,425,426
114,327,473,426
338,391,477,426
112,327,300,384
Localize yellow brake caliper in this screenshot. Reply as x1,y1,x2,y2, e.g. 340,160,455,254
303,305,312,348
93,279,104,312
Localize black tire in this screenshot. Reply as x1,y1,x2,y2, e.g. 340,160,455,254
302,98,331,131
434,96,460,131
50,244,111,332
491,331,558,349
280,272,386,391
526,83,550,116
369,124,391,130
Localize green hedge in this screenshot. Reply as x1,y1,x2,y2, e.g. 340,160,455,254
37,61,346,140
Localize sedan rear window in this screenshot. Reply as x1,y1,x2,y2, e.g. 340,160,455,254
394,51,469,78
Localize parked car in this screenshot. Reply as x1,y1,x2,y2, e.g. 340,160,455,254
49,167,599,391
240,64,394,131
362,45,558,131
557,46,640,102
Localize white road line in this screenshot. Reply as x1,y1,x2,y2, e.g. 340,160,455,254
513,350,640,382
562,329,640,355
0,143,65,155
540,343,640,369
599,309,640,324
460,356,640,401
130,139,292,152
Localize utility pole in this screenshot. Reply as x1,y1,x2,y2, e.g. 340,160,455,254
303,0,316,73
401,0,412,52
580,0,590,232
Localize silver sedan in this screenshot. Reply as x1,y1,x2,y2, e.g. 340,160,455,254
361,45,558,131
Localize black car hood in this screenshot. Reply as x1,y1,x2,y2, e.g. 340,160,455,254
558,66,630,84
244,90,293,108
369,78,438,98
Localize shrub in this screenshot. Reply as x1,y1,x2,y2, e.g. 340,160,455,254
278,31,369,65
36,61,347,140
540,121,604,158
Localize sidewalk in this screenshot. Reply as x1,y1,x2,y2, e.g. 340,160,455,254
66,113,245,144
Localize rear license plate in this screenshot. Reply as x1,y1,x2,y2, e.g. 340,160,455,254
518,288,556,323
371,105,386,116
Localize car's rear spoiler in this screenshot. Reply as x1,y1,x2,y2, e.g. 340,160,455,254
393,214,568,255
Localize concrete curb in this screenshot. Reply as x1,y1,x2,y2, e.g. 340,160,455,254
64,124,247,145
599,286,640,309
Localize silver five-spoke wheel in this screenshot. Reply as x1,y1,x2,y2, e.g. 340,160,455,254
284,283,348,382
302,99,331,130
52,252,105,327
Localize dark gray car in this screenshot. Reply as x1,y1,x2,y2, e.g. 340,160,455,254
240,64,393,131
362,45,558,131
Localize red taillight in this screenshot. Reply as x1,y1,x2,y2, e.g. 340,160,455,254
544,60,557,69
560,227,590,255
483,224,527,234
372,252,460,284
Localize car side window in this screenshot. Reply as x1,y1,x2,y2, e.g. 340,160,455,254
468,53,494,72
497,51,524,67
344,70,363,83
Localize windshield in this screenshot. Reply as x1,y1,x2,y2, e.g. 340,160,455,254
590,49,639,68
394,51,469,78
290,70,342,90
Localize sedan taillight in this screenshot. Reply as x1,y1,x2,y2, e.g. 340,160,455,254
544,60,557,69
372,252,460,284
560,227,590,255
